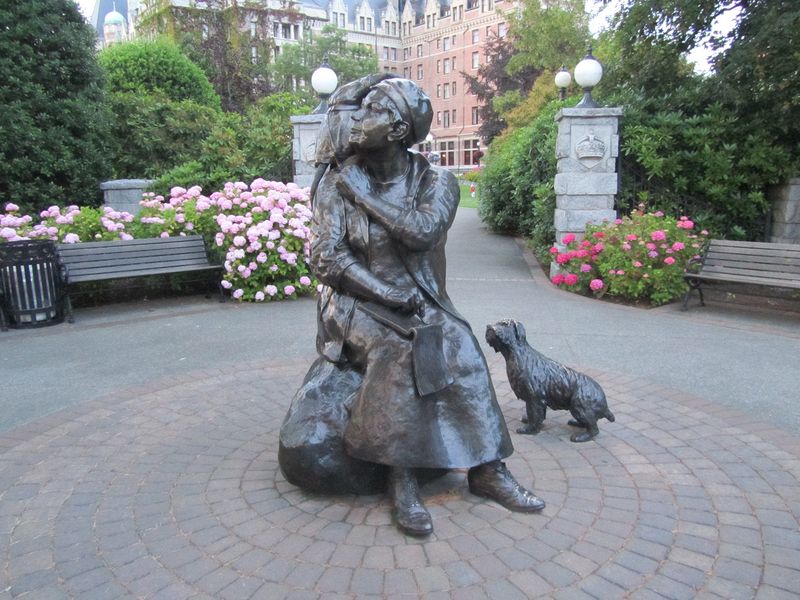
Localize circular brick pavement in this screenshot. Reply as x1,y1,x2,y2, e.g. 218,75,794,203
1,356,799,599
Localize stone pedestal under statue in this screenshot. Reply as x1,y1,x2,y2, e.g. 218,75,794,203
551,107,622,274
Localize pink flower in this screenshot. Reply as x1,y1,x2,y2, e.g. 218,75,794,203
299,276,312,286
232,289,244,299
564,273,579,286
556,253,570,265
614,219,623,225
626,234,637,241
284,285,296,296
592,231,605,239
4,203,19,212
654,211,664,217
220,280,233,289
580,263,592,273
265,285,278,296
589,279,604,291
160,232,170,238
633,261,642,267
593,242,604,253
254,291,265,301
562,233,576,244
551,274,565,285
664,256,676,265
549,246,559,254
622,243,631,251
256,252,268,263
648,250,659,258
62,233,80,244
672,242,685,251
233,235,246,247
616,270,625,275
646,243,656,250
651,230,667,241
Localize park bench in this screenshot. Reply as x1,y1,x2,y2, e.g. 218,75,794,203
57,236,223,322
682,239,800,310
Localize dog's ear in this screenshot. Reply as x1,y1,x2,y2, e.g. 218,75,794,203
513,321,527,341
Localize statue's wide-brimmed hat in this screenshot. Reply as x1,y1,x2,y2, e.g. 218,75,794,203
372,78,433,145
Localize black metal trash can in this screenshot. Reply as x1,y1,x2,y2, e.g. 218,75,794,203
0,240,66,331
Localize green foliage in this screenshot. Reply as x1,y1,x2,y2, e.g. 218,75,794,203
479,98,567,251
99,38,221,109
154,93,311,194
0,0,111,214
270,26,378,96
106,92,220,179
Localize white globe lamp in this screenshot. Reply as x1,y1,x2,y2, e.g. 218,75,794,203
574,47,603,108
311,56,338,114
554,66,572,101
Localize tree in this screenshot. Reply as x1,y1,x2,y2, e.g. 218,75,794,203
269,25,378,97
99,39,221,109
0,0,111,214
462,35,538,143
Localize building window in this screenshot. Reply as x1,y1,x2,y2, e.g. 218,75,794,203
436,84,441,98
472,51,479,68
403,67,409,78
391,48,397,61
339,13,345,27
443,111,450,127
416,44,423,57
452,109,456,122
464,139,481,164
452,35,456,46
250,20,257,37
439,141,455,165
436,38,440,49
498,22,507,37
385,20,390,31
467,0,478,10
436,60,441,73
251,46,258,64
452,81,456,95
282,23,292,38
471,106,479,124
436,111,441,124
392,22,396,35
443,58,450,74
403,22,407,36
443,37,450,51
426,15,431,28
488,0,493,9
486,25,492,37
472,29,479,44
382,47,389,59
452,56,456,69
417,64,423,79
443,83,449,99
367,17,372,31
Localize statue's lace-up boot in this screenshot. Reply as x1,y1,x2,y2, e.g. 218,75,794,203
468,461,546,512
389,468,433,537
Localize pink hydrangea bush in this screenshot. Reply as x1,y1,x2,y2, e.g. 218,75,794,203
550,206,708,305
1,178,316,303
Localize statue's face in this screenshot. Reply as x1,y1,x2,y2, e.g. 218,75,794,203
348,89,400,150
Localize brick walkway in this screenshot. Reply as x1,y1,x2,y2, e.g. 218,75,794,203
1,354,799,599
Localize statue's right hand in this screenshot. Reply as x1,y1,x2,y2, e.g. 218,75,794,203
382,286,424,316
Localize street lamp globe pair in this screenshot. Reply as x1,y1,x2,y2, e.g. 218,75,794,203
555,47,603,108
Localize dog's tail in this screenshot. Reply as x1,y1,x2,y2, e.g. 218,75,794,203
604,409,615,422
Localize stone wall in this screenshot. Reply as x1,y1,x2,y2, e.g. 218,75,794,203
769,178,800,244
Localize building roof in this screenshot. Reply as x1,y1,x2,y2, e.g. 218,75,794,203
90,0,129,37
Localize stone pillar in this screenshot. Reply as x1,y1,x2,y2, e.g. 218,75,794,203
552,107,623,263
291,113,325,188
769,178,800,244
99,179,154,215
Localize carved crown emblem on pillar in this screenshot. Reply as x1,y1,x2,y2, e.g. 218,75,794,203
575,131,606,169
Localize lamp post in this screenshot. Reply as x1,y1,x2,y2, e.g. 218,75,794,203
311,55,338,114
554,65,572,101
573,47,603,109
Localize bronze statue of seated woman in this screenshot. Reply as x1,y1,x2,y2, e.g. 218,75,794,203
279,76,544,537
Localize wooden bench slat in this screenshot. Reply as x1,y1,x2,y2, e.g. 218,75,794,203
61,249,210,267
705,247,800,262
67,256,216,274
709,239,800,252
702,258,800,275
58,238,207,257
699,264,800,282
67,264,219,283
689,271,800,289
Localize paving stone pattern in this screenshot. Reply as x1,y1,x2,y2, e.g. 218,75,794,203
1,356,799,599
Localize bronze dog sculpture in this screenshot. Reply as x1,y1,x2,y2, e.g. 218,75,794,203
486,319,615,442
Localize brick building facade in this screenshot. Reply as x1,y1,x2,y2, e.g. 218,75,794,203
126,0,516,172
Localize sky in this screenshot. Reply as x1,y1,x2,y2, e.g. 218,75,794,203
74,0,96,19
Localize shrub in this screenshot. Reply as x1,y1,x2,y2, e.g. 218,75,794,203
0,0,111,215
99,38,221,109
1,179,316,303
550,206,708,306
